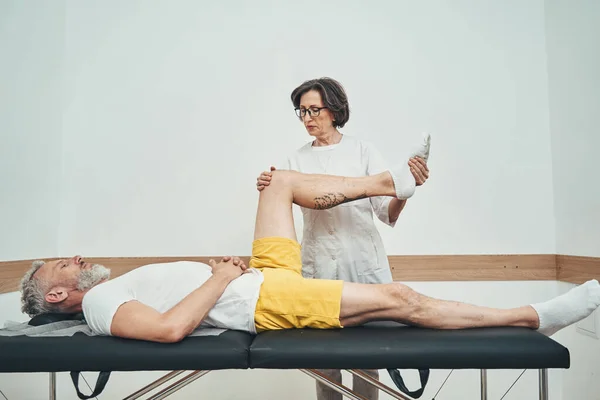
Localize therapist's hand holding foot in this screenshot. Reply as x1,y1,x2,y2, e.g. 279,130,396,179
390,132,431,199
409,157,429,186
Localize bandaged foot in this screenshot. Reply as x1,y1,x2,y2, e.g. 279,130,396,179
389,132,431,199
531,279,600,336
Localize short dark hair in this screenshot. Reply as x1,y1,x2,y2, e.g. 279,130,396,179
290,77,350,128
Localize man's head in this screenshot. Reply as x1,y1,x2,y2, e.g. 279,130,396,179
19,255,111,317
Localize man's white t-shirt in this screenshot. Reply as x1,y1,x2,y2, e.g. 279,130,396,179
81,261,264,336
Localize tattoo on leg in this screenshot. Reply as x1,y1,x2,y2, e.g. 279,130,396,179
313,192,368,209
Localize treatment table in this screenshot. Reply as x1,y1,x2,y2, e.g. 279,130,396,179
0,314,570,400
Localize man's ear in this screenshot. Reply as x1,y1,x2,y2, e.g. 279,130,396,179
45,287,68,304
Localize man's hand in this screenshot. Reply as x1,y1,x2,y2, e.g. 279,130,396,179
409,157,430,186
208,256,249,282
219,255,247,269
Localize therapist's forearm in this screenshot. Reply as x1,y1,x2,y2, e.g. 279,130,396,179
388,198,407,224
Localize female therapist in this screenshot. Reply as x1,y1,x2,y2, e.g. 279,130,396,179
256,77,430,400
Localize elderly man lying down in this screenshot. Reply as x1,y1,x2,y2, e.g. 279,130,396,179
20,135,600,343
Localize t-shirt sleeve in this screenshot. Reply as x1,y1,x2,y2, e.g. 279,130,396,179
273,154,294,171
82,284,135,336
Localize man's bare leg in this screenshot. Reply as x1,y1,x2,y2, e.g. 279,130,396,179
338,280,600,336
253,133,431,240
253,169,397,240
339,283,537,329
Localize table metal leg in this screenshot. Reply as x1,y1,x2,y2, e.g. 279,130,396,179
539,369,548,400
480,369,488,400
49,372,56,400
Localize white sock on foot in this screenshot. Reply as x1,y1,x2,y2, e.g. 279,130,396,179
531,279,600,336
410,131,431,163
389,132,431,199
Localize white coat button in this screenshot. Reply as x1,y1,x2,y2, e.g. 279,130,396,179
331,255,336,260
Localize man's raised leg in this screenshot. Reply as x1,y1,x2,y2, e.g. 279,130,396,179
253,169,398,240
253,133,431,240
337,279,600,336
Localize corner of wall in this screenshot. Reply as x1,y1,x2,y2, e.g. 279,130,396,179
541,0,560,257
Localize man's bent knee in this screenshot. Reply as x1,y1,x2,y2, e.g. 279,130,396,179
260,170,299,203
268,170,296,189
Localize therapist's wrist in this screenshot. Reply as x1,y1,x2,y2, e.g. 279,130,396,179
388,198,407,223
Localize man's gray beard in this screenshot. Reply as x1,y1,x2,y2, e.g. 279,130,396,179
77,264,111,291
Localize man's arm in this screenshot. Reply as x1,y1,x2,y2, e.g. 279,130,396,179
110,258,246,343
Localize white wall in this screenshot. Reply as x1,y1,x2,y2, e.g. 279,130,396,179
544,1,600,399
0,1,65,261
545,0,600,257
1,0,597,399
55,0,555,258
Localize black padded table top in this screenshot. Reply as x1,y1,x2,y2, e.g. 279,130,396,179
0,323,570,373
249,324,571,370
0,330,253,373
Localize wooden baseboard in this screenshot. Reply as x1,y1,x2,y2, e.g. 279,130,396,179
388,254,557,281
556,255,600,284
0,259,37,295
0,254,566,294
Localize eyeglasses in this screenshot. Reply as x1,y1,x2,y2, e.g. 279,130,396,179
295,107,327,118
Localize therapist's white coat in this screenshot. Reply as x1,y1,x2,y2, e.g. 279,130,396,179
284,135,395,284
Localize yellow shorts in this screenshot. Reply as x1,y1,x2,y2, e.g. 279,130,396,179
250,237,344,332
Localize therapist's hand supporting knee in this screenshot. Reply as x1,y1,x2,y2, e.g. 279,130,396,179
256,166,276,191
